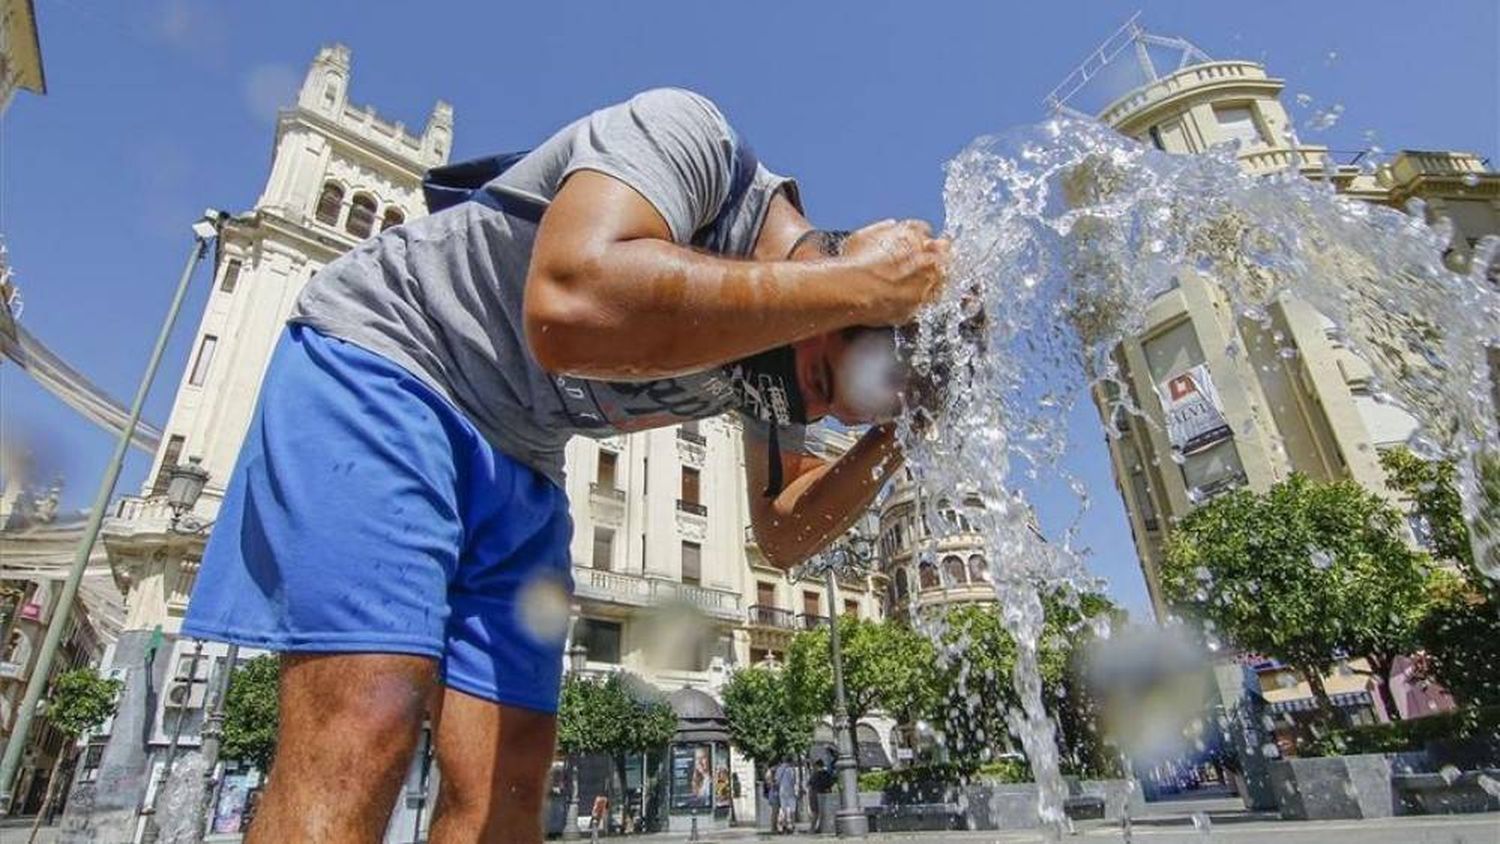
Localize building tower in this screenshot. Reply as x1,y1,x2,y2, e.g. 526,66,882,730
875,471,994,620
1047,19,1500,621
68,45,452,841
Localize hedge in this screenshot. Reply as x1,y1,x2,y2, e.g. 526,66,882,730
1303,705,1500,758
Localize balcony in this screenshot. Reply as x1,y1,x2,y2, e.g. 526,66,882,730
676,499,707,517
676,427,707,446
1237,146,1330,178
590,482,625,502
1097,60,1273,129
572,567,742,622
796,613,829,631
747,604,796,630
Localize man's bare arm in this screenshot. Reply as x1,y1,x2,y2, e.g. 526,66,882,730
524,170,945,379
744,425,905,569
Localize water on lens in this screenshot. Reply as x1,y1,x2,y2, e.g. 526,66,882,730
895,117,1499,835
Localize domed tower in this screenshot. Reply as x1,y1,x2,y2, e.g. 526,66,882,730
1053,17,1498,620
876,469,995,618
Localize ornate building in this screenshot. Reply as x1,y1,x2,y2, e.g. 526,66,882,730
65,43,890,839
67,45,452,842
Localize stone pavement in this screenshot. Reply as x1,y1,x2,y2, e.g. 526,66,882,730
7,808,1498,843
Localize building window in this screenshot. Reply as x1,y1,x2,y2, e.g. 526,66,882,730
681,467,700,504
942,555,967,586
968,555,989,584
802,591,821,619
843,599,859,618
895,569,910,600
151,435,186,496
315,182,344,225
1147,125,1166,151
919,561,940,591
381,207,405,231
219,259,242,294
592,528,614,571
189,335,218,387
681,541,702,585
1183,439,1248,501
78,740,107,783
756,581,776,607
1213,105,1264,149
1130,466,1160,531
346,193,378,238
678,419,705,444
597,450,618,490
578,619,622,664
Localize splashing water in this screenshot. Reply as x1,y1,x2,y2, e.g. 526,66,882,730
895,117,1499,835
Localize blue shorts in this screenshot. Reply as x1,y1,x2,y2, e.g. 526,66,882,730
183,325,574,713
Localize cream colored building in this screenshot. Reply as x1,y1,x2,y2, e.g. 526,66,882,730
0,0,44,115
875,470,994,619
1067,31,1499,618
77,43,889,838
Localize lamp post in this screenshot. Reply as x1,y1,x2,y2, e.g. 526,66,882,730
0,209,226,815
792,515,877,838
141,458,213,844
561,644,588,841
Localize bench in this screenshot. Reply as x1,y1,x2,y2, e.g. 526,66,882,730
866,801,963,832
1064,794,1107,820
1392,768,1500,815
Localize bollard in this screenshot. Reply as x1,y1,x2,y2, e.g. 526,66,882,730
689,812,699,842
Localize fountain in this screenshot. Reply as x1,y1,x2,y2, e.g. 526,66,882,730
895,116,1498,836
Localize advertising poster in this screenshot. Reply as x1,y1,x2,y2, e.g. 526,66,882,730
1158,365,1232,455
671,744,713,810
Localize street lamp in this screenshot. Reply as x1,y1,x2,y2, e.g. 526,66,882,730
562,642,589,841
165,457,210,530
0,209,227,815
791,513,879,838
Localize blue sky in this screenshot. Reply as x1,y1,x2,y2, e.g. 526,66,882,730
2,0,1496,618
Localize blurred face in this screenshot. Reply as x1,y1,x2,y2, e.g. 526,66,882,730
793,327,904,425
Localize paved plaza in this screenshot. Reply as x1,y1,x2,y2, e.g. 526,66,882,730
8,797,1499,844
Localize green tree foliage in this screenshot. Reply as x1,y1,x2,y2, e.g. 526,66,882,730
46,667,122,738
1381,447,1500,706
1163,474,1434,723
720,666,814,768
784,615,941,729
927,593,1120,774
222,654,281,771
557,672,674,758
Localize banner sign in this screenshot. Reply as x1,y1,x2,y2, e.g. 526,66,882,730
1159,365,1232,455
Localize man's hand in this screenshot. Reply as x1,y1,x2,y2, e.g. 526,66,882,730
841,219,950,325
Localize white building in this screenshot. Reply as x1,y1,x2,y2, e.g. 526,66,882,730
73,44,890,839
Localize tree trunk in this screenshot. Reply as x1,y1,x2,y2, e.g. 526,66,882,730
561,755,581,840
1367,654,1403,722
1302,666,1344,729
27,748,71,844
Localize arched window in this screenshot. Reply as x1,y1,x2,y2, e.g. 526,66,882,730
346,193,378,238
381,207,405,231
918,561,940,591
895,569,910,600
315,182,344,225
969,554,990,583
943,555,967,586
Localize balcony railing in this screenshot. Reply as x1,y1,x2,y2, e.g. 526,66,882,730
677,428,707,446
796,613,829,631
747,604,796,630
573,567,742,619
676,499,707,517
590,482,626,502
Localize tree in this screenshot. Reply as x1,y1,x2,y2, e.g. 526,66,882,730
30,667,122,843
926,593,1121,774
720,666,814,772
556,672,675,833
784,616,941,733
1382,447,1500,706
1163,474,1434,725
222,655,280,772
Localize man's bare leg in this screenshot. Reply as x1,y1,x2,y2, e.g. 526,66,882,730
246,653,437,844
428,685,559,844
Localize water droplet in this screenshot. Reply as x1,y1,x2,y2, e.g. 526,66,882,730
1462,172,1481,187
1439,764,1461,785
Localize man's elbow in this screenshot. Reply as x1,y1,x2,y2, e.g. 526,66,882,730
524,278,605,373
750,523,814,571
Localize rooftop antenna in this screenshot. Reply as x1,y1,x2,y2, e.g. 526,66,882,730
1043,12,1213,119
